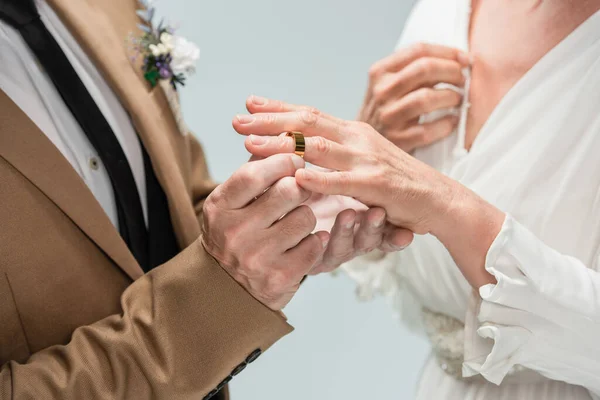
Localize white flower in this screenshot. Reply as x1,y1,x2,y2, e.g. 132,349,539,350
160,32,175,51
149,44,161,57
149,43,169,57
170,35,200,75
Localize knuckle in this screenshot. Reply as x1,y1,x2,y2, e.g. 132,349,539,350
304,236,324,262
413,88,433,108
297,205,317,231
273,176,301,202
371,82,388,101
266,270,290,292
313,136,332,156
378,107,394,126
368,63,384,81
415,58,435,77
299,110,318,126
262,113,277,126
409,42,428,60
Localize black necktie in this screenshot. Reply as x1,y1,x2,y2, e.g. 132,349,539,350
1,0,179,271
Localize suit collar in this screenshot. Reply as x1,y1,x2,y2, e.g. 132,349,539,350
0,0,203,279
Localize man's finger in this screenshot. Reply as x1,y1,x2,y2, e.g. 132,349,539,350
371,43,470,75
354,208,387,252
284,233,328,279
233,111,345,143
269,205,317,250
245,134,356,171
213,154,304,209
249,177,312,228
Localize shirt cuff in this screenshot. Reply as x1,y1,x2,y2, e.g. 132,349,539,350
462,214,600,392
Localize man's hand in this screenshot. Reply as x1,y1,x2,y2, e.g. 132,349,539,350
358,43,469,152
202,154,328,310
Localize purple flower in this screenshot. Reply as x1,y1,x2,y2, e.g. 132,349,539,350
159,67,172,79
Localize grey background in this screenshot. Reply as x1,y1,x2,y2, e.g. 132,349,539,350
164,1,428,399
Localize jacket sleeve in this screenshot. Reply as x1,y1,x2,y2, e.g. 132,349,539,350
0,239,293,400
188,133,218,223
463,214,600,397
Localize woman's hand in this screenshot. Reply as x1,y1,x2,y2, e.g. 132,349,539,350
237,98,452,234
234,97,505,288
309,206,413,275
359,43,469,152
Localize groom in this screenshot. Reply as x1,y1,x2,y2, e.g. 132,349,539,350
0,0,410,399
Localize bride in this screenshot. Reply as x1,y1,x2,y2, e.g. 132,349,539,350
233,0,600,398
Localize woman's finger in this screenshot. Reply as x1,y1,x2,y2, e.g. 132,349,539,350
388,115,459,150
371,43,470,75
295,169,358,198
233,111,345,143
354,207,387,252
373,58,466,103
310,209,357,274
379,225,414,252
244,134,356,171
246,96,344,124
380,88,462,128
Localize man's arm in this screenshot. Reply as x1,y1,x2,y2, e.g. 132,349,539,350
189,134,218,222
0,239,292,400
1,153,328,399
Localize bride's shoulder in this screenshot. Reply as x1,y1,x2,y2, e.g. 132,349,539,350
396,0,468,50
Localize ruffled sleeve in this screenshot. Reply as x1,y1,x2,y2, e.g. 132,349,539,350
463,214,600,396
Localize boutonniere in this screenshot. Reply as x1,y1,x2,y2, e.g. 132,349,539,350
130,0,200,90
128,0,199,135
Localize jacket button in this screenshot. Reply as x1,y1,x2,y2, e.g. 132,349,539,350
246,349,262,364
217,375,232,390
231,362,247,376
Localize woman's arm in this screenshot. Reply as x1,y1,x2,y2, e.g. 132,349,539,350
462,214,600,395
234,98,600,394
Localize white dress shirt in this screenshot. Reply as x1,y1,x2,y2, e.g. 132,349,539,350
0,0,147,229
343,1,600,399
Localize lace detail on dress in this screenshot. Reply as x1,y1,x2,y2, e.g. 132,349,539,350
421,308,466,379
422,308,532,383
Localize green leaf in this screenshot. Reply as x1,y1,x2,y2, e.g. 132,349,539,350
144,70,160,87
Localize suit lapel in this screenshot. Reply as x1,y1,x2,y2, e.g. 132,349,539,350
0,90,143,281
46,0,202,248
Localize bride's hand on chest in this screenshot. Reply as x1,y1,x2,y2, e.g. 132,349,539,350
358,43,469,153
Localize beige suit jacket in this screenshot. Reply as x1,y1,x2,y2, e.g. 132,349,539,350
0,0,293,398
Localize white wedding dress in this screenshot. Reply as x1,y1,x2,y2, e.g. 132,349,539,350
342,1,600,399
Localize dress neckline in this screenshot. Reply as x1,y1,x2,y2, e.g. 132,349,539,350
453,4,600,158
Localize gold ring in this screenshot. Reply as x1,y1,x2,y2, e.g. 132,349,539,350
286,131,305,158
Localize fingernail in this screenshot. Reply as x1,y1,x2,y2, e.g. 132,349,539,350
322,240,329,249
345,219,355,230
249,135,266,145
237,115,255,124
394,244,409,251
251,95,266,105
372,215,385,228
